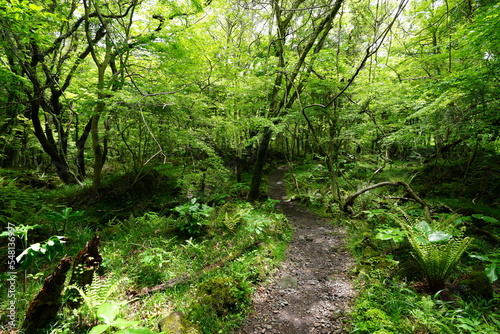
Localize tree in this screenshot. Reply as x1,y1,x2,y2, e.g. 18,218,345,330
246,0,345,200
0,0,110,184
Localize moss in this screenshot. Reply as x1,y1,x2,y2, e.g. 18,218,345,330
158,311,200,334
362,246,379,259
398,259,424,281
459,271,494,300
194,276,249,317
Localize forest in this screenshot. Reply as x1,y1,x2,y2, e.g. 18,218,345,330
0,0,499,333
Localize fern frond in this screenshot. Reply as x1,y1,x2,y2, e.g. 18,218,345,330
72,272,123,312
387,210,473,292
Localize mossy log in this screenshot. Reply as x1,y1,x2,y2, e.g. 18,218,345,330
342,181,431,220
21,256,72,333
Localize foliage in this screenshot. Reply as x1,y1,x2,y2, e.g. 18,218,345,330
348,211,499,334
88,303,152,334
1,0,500,332
44,207,85,234
375,228,405,243
16,235,66,270
0,223,40,250
469,253,500,284
172,198,214,236
72,273,122,313
0,175,45,226
390,212,473,292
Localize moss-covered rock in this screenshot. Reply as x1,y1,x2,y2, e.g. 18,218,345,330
398,259,424,281
158,311,200,334
195,276,248,316
458,271,494,300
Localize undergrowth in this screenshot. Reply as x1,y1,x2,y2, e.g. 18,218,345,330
0,166,292,334
285,154,500,334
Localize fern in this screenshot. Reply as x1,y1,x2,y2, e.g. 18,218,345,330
389,211,473,292
72,272,122,313
221,203,253,231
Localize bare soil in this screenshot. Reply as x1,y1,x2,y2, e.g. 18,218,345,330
235,166,355,334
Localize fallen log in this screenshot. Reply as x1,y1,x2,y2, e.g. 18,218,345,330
342,181,431,220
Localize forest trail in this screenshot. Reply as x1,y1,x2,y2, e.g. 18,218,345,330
235,167,355,334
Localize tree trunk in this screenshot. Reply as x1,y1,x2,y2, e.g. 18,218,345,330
248,127,273,200
66,234,102,308
30,96,80,185
21,256,72,334
91,112,104,191
76,118,93,179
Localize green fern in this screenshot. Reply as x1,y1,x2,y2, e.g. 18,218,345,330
389,211,473,292
72,272,122,313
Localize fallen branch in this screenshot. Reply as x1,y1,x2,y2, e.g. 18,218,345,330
128,241,262,298
342,181,431,220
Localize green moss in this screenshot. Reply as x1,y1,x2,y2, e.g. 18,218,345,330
158,311,200,334
398,259,424,281
459,271,494,300
194,276,249,317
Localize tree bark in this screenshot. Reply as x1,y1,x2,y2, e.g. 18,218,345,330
30,92,80,185
21,256,72,334
76,118,93,179
66,234,103,308
249,127,273,200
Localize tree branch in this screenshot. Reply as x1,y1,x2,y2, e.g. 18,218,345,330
342,181,431,220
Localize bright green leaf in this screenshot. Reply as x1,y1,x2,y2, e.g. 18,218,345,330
88,324,110,334
97,303,120,325
485,263,498,283
110,319,140,329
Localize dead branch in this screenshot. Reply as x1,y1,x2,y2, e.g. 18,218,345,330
342,181,431,220
128,241,262,298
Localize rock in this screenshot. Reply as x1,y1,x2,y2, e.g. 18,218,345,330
279,275,298,288
158,311,200,334
458,271,494,300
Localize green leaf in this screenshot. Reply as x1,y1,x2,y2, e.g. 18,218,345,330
485,263,498,283
428,231,452,243
471,214,499,224
469,254,492,262
115,328,156,334
416,221,432,235
110,319,140,329
375,228,405,242
97,303,120,325
88,324,110,334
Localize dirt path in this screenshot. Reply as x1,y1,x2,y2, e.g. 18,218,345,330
235,167,355,334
